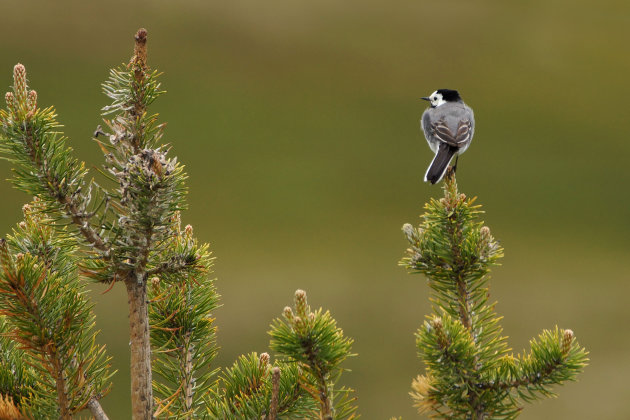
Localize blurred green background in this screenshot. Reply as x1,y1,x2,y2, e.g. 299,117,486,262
1,0,629,418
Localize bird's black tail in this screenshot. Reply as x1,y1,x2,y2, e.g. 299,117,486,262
424,143,457,184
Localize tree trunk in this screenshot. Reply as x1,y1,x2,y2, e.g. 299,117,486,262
126,279,153,419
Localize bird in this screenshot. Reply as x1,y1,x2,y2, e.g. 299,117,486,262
420,89,475,184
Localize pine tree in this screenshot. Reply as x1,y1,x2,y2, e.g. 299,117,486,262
0,28,357,419
399,169,588,419
0,28,214,419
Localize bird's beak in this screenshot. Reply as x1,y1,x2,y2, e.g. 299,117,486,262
421,97,431,101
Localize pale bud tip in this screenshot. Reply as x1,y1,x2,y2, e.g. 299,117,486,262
259,352,270,366
283,306,294,320
561,329,574,355
294,289,308,315
13,63,25,75
431,317,443,329
27,90,37,110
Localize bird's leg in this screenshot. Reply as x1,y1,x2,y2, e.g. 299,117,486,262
452,155,459,173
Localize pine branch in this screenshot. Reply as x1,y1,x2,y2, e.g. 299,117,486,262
208,353,275,419
150,218,219,418
87,397,110,420
208,353,317,419
0,315,38,418
0,65,109,255
400,169,588,419
269,290,357,420
207,291,355,420
0,201,112,418
146,254,199,277
492,328,588,399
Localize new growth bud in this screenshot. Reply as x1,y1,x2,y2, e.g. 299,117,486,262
294,289,308,317
13,64,27,104
283,306,294,322
479,226,491,249
259,352,270,367
0,239,12,270
430,317,450,348
402,223,414,234
479,225,502,262
561,329,574,356
402,223,415,243
5,92,15,113
185,224,193,237
431,317,443,330
27,90,37,112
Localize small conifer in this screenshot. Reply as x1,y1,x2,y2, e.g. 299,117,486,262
400,170,588,419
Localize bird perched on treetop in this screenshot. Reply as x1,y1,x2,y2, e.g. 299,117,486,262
420,89,475,184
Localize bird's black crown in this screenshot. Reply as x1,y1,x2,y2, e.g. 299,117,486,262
436,89,462,102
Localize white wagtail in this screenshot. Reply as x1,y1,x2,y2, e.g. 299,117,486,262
420,89,475,184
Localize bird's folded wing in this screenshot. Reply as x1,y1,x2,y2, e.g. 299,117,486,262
431,119,472,147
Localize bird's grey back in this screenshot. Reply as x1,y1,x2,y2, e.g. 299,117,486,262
424,102,475,135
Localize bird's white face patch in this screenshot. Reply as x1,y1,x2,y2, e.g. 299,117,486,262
429,91,446,107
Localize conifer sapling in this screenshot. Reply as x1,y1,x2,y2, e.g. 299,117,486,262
400,170,588,419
